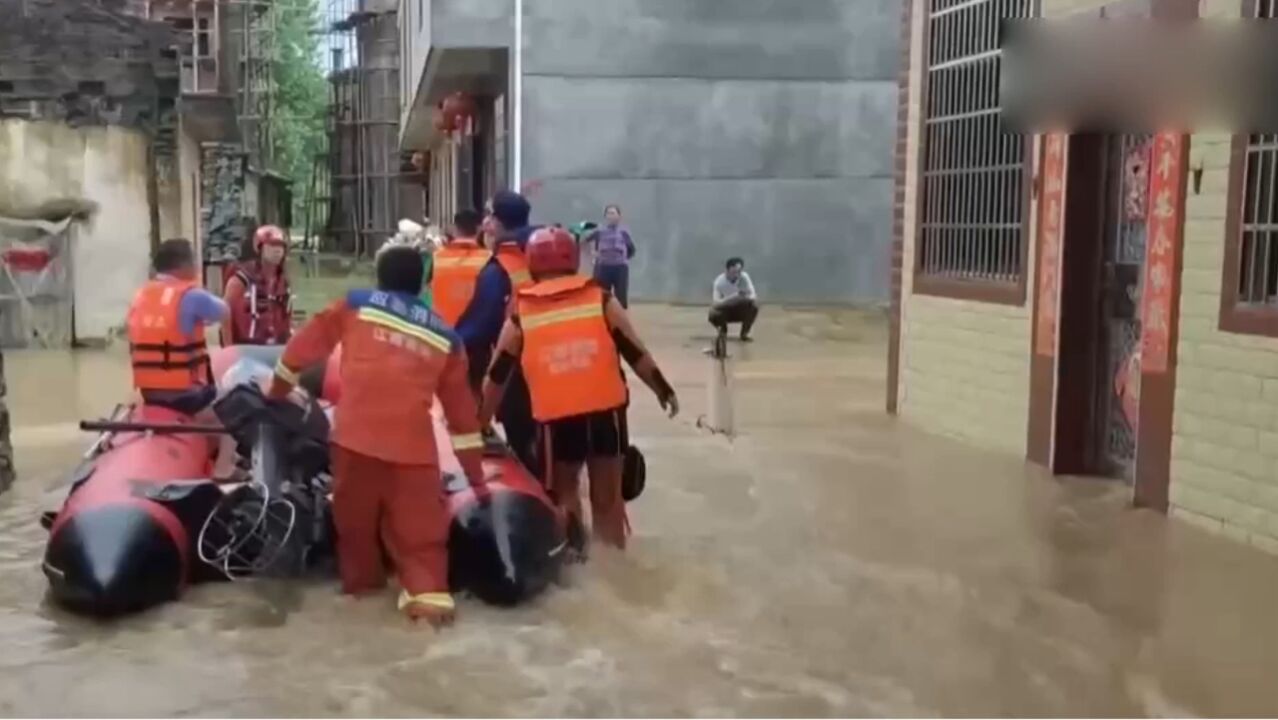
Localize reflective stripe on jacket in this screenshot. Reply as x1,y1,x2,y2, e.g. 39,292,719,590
225,263,292,345
431,240,491,326
517,275,627,422
271,289,482,465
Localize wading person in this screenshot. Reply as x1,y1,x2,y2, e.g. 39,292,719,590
463,191,538,471
389,218,436,307
480,227,678,555
585,204,635,308
430,209,488,329
709,257,759,343
266,245,486,627
223,224,293,346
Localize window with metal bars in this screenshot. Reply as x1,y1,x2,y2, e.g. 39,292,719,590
1220,0,1278,337
915,0,1035,304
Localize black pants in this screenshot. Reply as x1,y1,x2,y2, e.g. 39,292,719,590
498,368,539,476
594,264,630,308
708,299,759,337
541,406,628,465
465,344,490,397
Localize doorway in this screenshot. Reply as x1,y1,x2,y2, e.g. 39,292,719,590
1052,133,1151,480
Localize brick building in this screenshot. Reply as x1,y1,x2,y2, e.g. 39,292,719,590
889,0,1278,553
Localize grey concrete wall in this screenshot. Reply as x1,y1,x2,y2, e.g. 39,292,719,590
519,0,899,305
431,0,512,48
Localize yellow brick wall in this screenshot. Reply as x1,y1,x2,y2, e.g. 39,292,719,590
899,298,1034,455
897,0,1035,456
1166,3,1278,556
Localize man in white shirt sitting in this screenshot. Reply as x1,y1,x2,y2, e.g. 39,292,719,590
709,256,759,343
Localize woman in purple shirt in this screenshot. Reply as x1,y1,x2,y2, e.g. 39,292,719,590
587,204,636,307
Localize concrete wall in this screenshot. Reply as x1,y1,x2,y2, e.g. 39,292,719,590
1165,1,1278,554
431,0,510,47
157,145,184,241
179,125,201,251
519,0,899,304
0,120,152,342
896,0,1037,455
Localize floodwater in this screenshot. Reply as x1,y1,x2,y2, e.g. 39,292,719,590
1,305,1277,716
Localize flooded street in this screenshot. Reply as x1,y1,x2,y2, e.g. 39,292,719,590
1,305,1277,716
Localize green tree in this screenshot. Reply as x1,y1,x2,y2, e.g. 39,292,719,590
271,0,326,231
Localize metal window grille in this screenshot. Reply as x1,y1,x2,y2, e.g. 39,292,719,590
918,0,1034,284
1238,0,1278,308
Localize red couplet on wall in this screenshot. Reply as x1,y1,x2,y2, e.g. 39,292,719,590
1035,133,1068,357
1140,132,1185,374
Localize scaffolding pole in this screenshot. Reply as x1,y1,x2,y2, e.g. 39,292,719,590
319,0,417,256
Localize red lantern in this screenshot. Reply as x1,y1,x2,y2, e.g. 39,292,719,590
441,91,475,130
432,104,456,134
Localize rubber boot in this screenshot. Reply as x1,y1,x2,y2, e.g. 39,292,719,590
398,590,456,628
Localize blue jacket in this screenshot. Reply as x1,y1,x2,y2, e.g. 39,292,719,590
454,226,540,354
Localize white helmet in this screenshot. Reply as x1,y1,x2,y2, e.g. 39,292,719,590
379,218,431,255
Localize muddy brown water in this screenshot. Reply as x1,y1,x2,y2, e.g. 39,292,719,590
0,306,1276,716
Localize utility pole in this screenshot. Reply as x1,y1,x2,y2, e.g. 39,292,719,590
512,0,523,189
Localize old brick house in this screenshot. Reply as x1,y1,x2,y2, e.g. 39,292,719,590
0,0,186,344
0,0,289,346
888,0,1278,553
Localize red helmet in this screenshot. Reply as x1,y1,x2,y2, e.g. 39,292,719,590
526,226,579,277
253,224,286,250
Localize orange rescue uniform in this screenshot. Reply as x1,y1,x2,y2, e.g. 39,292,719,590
483,275,650,549
431,239,491,326
494,243,533,294
518,276,628,422
267,288,484,614
126,277,212,393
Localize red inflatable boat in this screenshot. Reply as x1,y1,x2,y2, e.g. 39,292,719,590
42,346,566,617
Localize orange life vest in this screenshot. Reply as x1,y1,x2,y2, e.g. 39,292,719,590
431,240,491,326
517,275,627,422
226,262,292,345
494,243,533,294
126,277,212,392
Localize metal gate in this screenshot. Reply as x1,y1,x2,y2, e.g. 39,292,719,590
0,216,75,349
1096,134,1152,479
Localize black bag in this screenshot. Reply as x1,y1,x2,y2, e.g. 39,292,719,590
622,445,646,502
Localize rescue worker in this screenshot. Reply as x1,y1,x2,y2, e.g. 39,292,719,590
385,219,436,306
129,238,228,414
266,244,486,627
128,238,241,481
462,191,538,471
431,209,489,328
480,226,679,553
223,224,293,346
